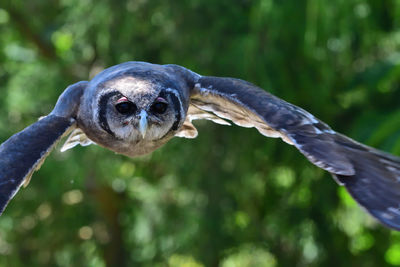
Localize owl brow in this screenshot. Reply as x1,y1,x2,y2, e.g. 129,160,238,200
98,90,120,137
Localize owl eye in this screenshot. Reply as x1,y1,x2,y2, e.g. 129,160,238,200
151,100,168,114
115,101,137,115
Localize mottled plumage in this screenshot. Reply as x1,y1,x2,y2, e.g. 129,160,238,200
0,61,399,230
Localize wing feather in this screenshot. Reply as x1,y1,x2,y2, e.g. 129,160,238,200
0,116,75,213
192,77,354,175
188,75,400,230
0,81,86,214
61,128,94,152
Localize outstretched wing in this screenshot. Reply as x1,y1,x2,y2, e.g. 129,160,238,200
0,81,87,214
0,116,75,213
186,76,400,230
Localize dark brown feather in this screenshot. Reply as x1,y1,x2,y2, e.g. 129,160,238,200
191,75,400,230
0,115,74,213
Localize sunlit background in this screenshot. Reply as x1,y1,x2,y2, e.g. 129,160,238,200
1,0,400,266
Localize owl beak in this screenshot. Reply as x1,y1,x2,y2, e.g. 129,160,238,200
139,110,148,138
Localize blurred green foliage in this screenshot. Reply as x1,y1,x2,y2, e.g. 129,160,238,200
0,0,400,266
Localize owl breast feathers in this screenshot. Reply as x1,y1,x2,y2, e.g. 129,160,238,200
0,61,400,231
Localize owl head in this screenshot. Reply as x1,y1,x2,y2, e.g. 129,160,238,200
76,62,189,156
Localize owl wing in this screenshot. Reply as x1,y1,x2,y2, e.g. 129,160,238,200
184,75,400,230
0,82,87,214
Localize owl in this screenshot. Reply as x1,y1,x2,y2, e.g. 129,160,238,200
0,61,399,230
